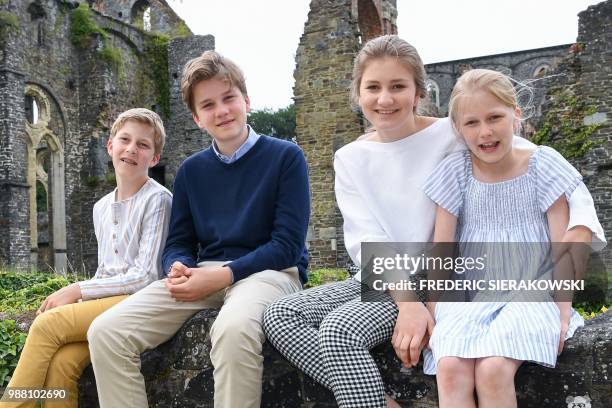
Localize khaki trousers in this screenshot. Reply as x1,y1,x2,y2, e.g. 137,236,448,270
88,262,302,408
0,295,127,408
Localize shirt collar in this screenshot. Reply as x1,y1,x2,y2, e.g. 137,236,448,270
211,125,260,164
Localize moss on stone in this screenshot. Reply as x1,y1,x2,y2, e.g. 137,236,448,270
172,21,191,38
99,42,123,74
531,87,599,160
143,33,170,118
70,4,125,80
69,3,106,48
0,10,19,44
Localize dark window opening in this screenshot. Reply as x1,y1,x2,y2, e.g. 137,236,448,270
149,164,166,187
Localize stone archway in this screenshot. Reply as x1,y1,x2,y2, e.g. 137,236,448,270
356,0,382,42
24,84,67,273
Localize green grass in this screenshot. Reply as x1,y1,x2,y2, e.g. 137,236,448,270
306,268,349,288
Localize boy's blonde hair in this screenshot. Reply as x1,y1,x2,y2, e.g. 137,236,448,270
448,69,518,127
181,50,248,115
110,108,166,155
350,35,427,111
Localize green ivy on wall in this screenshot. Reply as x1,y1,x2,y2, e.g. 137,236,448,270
143,33,170,119
0,10,19,45
532,87,600,160
69,3,123,75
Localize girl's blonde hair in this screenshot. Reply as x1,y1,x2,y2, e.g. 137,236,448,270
350,35,427,111
448,69,519,127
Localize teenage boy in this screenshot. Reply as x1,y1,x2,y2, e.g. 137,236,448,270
0,108,172,408
87,51,310,408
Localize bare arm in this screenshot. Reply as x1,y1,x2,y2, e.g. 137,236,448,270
547,195,573,354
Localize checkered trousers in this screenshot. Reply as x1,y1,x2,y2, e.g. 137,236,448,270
263,278,398,408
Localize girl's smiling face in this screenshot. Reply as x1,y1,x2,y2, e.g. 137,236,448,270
455,89,520,166
358,57,421,139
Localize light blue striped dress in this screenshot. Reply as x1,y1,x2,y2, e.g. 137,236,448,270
421,146,585,375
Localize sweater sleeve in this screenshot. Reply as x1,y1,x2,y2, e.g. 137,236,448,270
227,147,310,282
334,152,390,268
162,164,199,274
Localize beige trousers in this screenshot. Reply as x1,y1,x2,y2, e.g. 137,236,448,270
87,261,302,408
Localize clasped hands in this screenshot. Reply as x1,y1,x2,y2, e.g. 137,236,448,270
165,261,233,301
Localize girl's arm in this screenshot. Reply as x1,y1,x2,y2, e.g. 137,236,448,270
547,195,573,354
427,206,458,315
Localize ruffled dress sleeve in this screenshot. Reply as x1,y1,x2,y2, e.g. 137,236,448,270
533,146,583,212
422,150,468,217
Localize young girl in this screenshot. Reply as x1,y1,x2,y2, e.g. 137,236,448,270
423,69,587,408
264,35,602,408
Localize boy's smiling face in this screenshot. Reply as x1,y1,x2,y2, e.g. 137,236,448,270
107,120,160,180
191,75,250,145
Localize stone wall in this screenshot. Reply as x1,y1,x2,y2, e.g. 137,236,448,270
424,44,571,135
90,0,190,37
163,35,215,189
532,0,612,293
294,0,397,269
0,0,209,273
77,309,612,407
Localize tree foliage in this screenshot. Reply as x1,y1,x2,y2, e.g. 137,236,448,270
248,104,296,142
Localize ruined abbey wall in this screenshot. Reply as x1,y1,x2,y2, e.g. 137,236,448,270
0,0,212,273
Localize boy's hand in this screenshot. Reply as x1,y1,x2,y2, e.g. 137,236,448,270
168,261,190,278
37,283,82,315
165,266,233,301
392,302,434,368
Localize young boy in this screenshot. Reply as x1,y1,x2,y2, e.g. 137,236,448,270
87,51,310,408
0,108,172,408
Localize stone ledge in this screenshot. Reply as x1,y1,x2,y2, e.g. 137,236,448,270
78,310,612,407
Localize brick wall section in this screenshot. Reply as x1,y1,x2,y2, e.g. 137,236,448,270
295,0,398,268
294,0,364,268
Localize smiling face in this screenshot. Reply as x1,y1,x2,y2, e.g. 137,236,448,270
191,75,250,147
107,120,159,181
455,89,520,166
358,57,421,139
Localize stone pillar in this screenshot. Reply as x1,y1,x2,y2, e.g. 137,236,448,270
164,35,215,188
294,0,363,268
295,0,397,268
0,67,30,270
49,138,67,273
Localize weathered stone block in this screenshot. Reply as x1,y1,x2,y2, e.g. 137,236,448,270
78,310,612,407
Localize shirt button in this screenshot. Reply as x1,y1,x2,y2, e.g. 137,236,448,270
113,220,118,225
114,249,118,254
112,234,116,239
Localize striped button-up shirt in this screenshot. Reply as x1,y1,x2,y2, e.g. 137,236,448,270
78,178,172,300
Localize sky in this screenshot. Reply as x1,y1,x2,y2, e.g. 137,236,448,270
166,0,603,111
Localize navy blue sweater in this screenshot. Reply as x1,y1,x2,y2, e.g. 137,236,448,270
162,135,310,284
